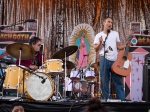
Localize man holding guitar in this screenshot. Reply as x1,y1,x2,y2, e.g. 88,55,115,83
94,17,127,100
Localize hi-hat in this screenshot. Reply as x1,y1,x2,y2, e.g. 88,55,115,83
6,43,35,60
62,60,75,69
52,46,78,59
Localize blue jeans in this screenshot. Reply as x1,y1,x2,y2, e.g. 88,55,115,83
100,56,125,100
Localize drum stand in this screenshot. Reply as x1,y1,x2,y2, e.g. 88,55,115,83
62,52,67,100
54,75,62,101
53,52,67,101
9,48,24,101
56,52,68,101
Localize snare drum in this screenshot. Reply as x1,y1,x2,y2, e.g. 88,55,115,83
4,65,29,89
85,70,95,81
19,72,54,101
44,59,63,75
70,70,80,81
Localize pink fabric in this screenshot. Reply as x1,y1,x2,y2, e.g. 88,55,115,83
77,37,88,68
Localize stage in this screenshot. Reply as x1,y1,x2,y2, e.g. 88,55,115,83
0,97,150,112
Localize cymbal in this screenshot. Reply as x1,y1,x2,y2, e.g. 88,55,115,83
52,46,78,59
6,43,35,60
91,62,99,68
62,60,75,69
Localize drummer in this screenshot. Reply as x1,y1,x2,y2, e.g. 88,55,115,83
16,36,42,70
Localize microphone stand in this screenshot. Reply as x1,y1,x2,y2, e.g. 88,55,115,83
0,20,32,31
102,29,110,100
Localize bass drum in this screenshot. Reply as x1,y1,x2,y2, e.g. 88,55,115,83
19,72,54,101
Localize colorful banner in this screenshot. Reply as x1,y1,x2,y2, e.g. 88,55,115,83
131,35,150,46
0,32,36,45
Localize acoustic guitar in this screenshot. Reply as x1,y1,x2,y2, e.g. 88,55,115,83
111,31,133,76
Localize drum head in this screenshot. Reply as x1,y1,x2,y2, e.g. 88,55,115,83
73,81,88,93
27,72,54,101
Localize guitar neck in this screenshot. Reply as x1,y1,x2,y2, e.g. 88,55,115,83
122,35,132,61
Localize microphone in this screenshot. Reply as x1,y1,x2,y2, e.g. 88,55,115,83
107,29,110,33
107,26,111,33
41,77,47,84
24,19,35,22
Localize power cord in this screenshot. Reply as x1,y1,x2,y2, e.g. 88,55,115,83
69,102,78,112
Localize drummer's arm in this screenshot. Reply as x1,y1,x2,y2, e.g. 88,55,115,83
29,52,42,70
29,65,38,70
16,59,30,68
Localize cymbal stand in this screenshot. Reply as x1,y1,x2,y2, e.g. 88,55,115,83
55,74,62,101
16,48,22,99
60,52,68,101
11,48,24,100
13,48,27,100
18,48,26,99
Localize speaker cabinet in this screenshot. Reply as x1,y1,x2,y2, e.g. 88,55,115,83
142,64,150,101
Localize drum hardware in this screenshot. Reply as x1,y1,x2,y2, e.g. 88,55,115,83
91,62,102,98
53,74,62,101
50,46,78,101
51,46,78,59
17,65,47,84
70,62,95,100
69,55,87,100
43,59,63,76
5,43,35,100
86,81,96,98
0,63,5,93
62,60,75,69
6,43,35,60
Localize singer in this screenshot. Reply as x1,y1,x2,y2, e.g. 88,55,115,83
93,17,126,100
16,36,42,70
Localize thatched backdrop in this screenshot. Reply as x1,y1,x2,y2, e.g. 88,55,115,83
0,0,149,59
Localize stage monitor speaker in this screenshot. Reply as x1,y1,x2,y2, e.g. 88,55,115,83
142,57,150,102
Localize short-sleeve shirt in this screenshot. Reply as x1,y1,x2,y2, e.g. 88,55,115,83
94,30,120,61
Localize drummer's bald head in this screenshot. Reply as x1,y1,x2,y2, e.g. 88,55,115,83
29,37,41,45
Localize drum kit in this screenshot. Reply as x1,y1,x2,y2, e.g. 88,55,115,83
0,43,101,101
